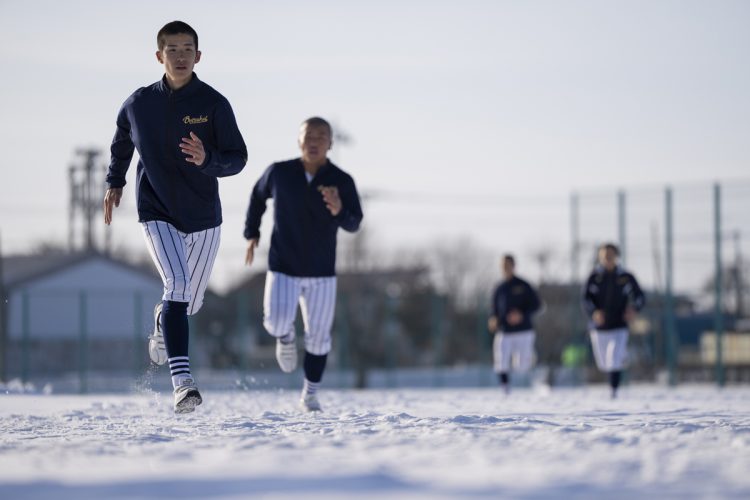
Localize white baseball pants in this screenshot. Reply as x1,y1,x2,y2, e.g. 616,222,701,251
263,271,336,356
589,328,629,371
493,330,536,373
141,220,220,315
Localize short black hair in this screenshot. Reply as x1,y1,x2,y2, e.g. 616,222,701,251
301,116,333,137
503,254,515,266
157,21,198,50
599,242,620,256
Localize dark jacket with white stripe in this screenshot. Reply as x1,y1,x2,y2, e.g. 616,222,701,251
244,158,363,277
582,265,645,331
107,73,247,233
491,276,541,333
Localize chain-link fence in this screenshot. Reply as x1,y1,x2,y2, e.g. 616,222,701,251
3,181,749,391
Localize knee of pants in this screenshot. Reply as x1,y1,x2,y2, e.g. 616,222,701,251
263,315,295,338
163,277,191,303
304,333,332,356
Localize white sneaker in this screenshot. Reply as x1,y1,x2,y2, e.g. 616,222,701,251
148,302,167,365
275,339,298,373
174,378,202,414
300,393,322,412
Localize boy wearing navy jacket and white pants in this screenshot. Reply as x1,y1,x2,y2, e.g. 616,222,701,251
488,255,541,394
244,117,363,412
582,243,645,398
104,21,247,413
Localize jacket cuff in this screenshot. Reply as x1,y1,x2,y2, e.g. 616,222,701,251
197,149,213,170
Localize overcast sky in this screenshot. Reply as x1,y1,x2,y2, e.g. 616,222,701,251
1,0,748,291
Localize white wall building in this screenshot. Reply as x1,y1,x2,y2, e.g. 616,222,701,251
0,252,162,381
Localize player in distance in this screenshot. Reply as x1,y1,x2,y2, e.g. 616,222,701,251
244,117,363,412
488,254,542,394
582,243,645,398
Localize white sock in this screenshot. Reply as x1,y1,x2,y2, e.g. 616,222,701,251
302,378,319,396
169,356,192,389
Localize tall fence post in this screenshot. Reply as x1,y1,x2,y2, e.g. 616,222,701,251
569,192,584,365
431,293,445,387
0,233,7,382
664,187,677,386
384,287,399,388
476,302,489,386
78,290,88,394
133,291,143,376
618,189,627,268
714,183,725,387
571,192,580,285
236,291,248,373
335,295,349,388
21,292,30,383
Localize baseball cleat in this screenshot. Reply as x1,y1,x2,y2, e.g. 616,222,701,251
300,393,322,412
275,339,298,373
148,302,167,365
173,378,202,414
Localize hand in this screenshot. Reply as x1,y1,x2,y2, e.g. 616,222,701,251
592,310,605,327
623,306,636,323
103,188,123,225
506,309,523,326
318,185,342,216
487,315,498,333
180,131,206,166
245,238,258,266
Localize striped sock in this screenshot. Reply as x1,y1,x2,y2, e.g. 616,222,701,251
302,378,319,396
169,356,192,388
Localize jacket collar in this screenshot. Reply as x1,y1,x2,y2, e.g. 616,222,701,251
158,72,202,100
595,264,622,275
297,158,332,178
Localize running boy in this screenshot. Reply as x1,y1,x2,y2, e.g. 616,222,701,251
582,243,645,398
488,254,542,394
104,21,247,413
244,117,363,412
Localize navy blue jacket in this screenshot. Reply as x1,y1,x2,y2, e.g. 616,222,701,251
582,265,645,330
244,159,363,277
107,74,247,233
491,276,541,333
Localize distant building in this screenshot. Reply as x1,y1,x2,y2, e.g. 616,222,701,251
0,251,162,383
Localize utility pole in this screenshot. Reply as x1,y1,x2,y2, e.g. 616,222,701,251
69,148,106,253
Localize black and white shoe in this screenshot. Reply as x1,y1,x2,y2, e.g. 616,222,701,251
300,393,322,412
148,302,167,365
174,378,202,414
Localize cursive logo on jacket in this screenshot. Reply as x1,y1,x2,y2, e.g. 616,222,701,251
183,115,208,125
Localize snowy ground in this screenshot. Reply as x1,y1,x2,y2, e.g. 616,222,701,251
1,384,749,499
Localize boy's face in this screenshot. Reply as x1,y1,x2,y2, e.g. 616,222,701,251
502,258,515,279
156,33,201,83
298,124,332,165
598,248,618,270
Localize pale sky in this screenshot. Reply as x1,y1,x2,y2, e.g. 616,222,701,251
1,0,749,292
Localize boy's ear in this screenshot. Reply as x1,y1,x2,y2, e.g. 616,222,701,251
155,51,164,64
194,50,202,63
